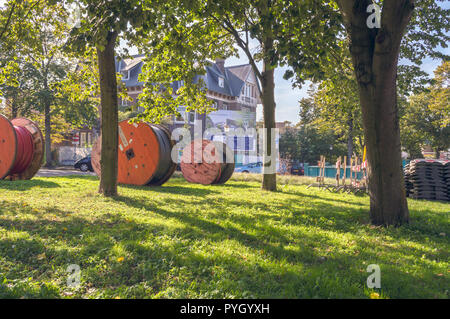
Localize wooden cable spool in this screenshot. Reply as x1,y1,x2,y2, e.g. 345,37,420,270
0,114,44,181
180,139,235,185
91,120,176,186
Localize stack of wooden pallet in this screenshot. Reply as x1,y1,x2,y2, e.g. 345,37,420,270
404,162,414,197
404,159,449,202
445,162,450,200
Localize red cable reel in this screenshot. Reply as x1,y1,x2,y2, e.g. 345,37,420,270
0,114,44,180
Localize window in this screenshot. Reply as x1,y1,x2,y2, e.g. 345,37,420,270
174,108,196,124
121,98,130,107
222,104,229,111
87,133,92,146
245,137,250,151
218,77,224,88
80,133,86,147
174,107,186,123
174,112,185,123
187,112,195,124
121,71,129,80
246,84,252,97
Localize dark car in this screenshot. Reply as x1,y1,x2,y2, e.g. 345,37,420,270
290,163,304,176
74,156,93,172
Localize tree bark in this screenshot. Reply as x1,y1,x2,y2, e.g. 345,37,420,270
435,149,441,159
261,37,277,191
10,97,18,119
97,31,119,197
338,0,413,226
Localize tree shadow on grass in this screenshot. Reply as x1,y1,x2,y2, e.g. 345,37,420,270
113,195,368,264
118,184,220,197
0,179,61,191
0,196,447,299
280,188,368,207
114,190,448,267
46,175,98,182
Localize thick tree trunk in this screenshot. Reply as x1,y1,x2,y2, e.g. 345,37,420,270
44,101,52,167
261,40,277,192
359,76,409,226
338,0,413,226
97,31,119,197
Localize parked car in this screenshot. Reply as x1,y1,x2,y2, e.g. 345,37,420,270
74,156,93,172
235,162,263,174
290,163,305,176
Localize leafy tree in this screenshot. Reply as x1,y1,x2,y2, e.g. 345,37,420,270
402,92,450,159
400,61,450,159
0,0,43,49
279,128,300,162
136,0,341,191
302,79,364,163
0,58,35,118
0,1,42,107
300,39,429,165
279,124,346,165
428,61,450,128
67,0,155,196
335,0,449,226
0,2,82,167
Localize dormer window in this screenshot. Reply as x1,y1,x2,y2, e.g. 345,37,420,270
121,71,130,80
218,77,224,88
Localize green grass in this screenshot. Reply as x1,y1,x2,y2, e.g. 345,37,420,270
0,174,448,299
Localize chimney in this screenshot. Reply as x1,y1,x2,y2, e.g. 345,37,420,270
216,58,225,74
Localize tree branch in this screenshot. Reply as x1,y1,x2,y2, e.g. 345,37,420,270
222,16,263,81
0,1,17,41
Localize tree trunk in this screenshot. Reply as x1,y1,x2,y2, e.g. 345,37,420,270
97,31,119,197
11,96,18,119
435,149,441,159
347,116,354,163
359,80,409,226
338,0,413,226
44,101,52,167
261,38,277,191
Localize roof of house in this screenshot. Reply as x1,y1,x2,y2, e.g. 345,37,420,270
115,54,146,88
115,55,257,98
227,64,253,81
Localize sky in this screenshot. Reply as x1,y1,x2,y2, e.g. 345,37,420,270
226,50,309,125
1,0,447,124
226,42,449,125
230,1,450,125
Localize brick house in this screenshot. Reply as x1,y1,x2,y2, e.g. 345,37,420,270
116,56,261,164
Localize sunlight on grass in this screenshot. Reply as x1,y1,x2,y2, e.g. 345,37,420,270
0,175,448,299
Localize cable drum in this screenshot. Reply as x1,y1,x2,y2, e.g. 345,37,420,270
0,114,44,180
149,124,177,186
10,126,35,174
180,139,235,185
91,120,176,186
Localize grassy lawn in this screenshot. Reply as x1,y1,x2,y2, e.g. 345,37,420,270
0,175,448,299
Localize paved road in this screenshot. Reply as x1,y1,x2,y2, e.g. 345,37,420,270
36,169,96,177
